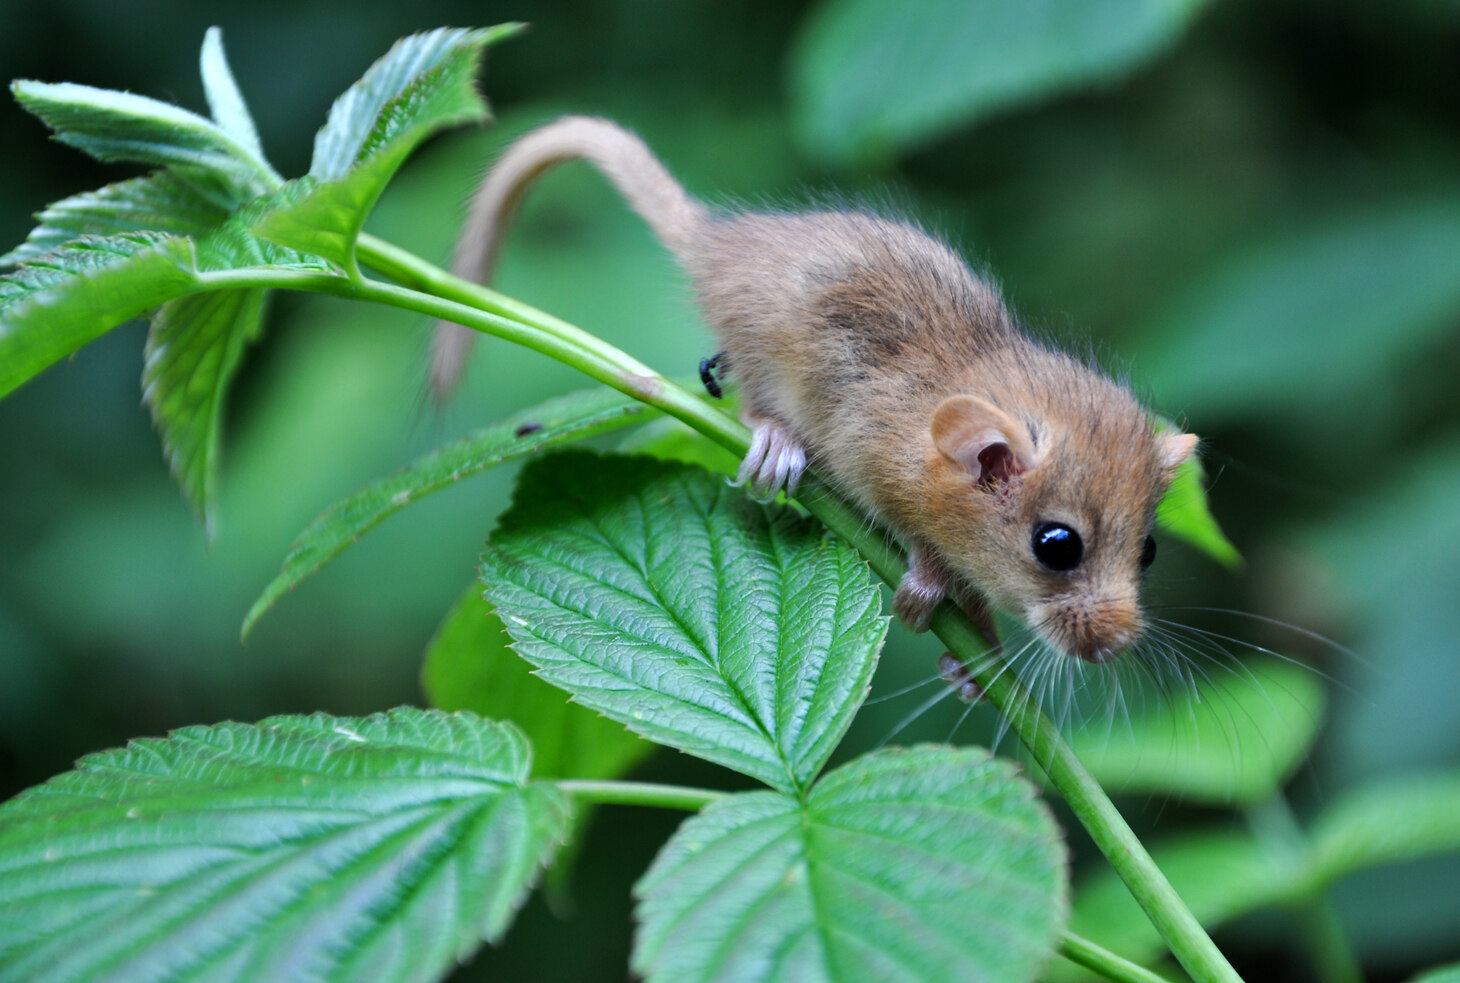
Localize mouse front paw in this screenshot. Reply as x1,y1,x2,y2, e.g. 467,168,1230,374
734,421,806,500
892,554,949,632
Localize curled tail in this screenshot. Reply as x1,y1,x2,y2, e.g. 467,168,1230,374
429,115,709,399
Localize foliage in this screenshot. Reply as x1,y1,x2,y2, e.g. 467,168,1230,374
0,710,568,983
1060,769,1460,974
0,30,1072,983
790,0,1212,164
2,9,1457,983
243,384,654,637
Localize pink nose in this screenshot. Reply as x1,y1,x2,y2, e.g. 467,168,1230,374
1075,636,1127,664
1067,607,1139,663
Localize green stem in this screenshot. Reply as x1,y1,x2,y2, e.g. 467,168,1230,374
355,234,747,452
1061,932,1178,983
557,779,727,811
311,239,1241,983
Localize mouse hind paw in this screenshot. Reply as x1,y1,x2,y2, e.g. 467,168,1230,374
734,421,806,500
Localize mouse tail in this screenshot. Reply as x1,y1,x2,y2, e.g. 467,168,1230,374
429,115,709,400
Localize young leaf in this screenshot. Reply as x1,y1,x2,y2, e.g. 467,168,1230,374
255,25,522,271
790,0,1211,164
142,288,264,527
0,171,230,268
1157,451,1241,569
11,78,280,197
0,233,197,398
310,24,522,181
424,583,655,781
1063,659,1325,806
1309,771,1460,886
244,384,654,638
0,708,571,983
481,452,887,795
0,176,329,406
129,183,337,524
633,746,1068,983
199,27,266,162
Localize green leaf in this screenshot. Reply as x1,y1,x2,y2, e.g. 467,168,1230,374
1064,659,1325,806
1410,965,1460,983
481,452,887,795
1157,452,1241,569
790,0,1211,164
0,233,197,398
1310,771,1460,886
423,582,655,782
243,385,654,638
131,183,335,525
1142,198,1460,424
11,77,279,196
633,746,1068,983
0,171,230,268
310,25,520,180
0,708,571,983
1066,829,1289,970
0,148,329,406
256,25,522,271
142,288,264,528
189,179,341,273
199,27,266,162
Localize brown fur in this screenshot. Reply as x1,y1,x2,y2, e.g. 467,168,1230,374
433,116,1198,662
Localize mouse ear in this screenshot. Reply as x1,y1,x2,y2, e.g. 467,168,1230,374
932,395,1041,486
1157,431,1199,475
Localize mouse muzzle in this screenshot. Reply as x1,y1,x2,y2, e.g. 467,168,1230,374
1032,593,1143,664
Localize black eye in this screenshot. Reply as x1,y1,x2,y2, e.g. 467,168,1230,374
1032,522,1083,571
1140,534,1157,570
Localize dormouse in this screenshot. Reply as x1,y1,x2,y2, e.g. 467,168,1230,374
432,117,1197,663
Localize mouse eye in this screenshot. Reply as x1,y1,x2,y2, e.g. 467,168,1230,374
1032,522,1083,571
1140,534,1157,570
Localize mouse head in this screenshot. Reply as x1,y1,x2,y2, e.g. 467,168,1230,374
927,391,1197,663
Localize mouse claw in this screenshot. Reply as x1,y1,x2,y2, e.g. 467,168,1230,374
735,421,806,500
938,652,985,703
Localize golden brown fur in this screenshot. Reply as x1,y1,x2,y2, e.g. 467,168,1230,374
433,116,1198,662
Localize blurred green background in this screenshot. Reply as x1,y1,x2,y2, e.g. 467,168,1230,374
2,0,1458,980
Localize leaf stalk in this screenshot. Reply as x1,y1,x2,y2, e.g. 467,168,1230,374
1060,932,1178,983
557,780,728,811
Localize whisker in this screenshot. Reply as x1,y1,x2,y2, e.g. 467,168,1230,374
1162,605,1370,668
876,680,963,750
866,594,1344,773
862,671,950,706
1153,617,1354,693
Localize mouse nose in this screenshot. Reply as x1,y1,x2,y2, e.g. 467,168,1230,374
1058,599,1142,663
1075,630,1130,664
1029,592,1146,663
